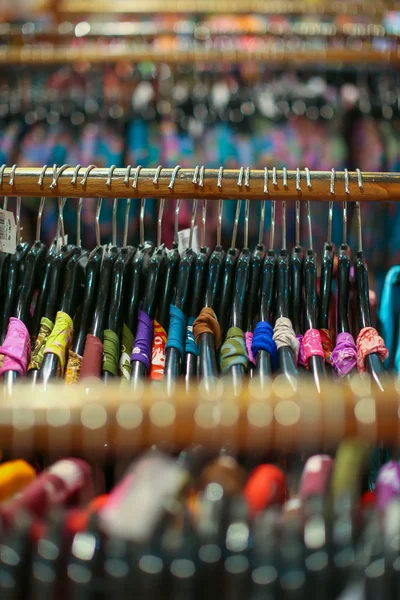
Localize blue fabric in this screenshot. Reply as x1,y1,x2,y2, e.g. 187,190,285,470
185,317,198,356
252,321,278,371
165,304,186,357
379,265,400,372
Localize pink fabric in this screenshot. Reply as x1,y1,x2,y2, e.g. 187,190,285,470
331,332,357,377
303,328,325,368
356,327,388,373
0,317,31,376
245,331,256,365
296,334,305,366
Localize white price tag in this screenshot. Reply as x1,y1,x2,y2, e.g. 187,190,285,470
0,209,16,254
178,225,199,255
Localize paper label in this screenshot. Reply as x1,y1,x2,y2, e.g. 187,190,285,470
178,225,199,255
0,209,16,254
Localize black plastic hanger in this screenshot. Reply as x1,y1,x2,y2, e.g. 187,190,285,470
255,199,276,380
131,198,167,380
276,199,299,380
318,197,334,374
290,200,304,335
304,201,326,390
157,243,180,332
185,199,210,381
353,196,387,391
197,196,226,381
0,240,30,344
164,201,197,383
40,247,89,382
28,244,76,383
103,244,135,382
71,245,104,358
226,199,251,387
91,245,119,339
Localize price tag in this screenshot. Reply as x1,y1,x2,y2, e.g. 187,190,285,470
178,225,199,255
0,209,16,254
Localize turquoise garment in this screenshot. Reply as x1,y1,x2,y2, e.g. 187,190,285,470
378,266,400,372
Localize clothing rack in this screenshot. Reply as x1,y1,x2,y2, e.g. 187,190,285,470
0,167,399,202
0,21,390,39
53,0,397,16
0,378,397,455
1,45,398,65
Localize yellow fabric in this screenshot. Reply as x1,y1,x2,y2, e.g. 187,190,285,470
0,459,35,501
28,317,54,371
43,311,74,375
65,350,83,384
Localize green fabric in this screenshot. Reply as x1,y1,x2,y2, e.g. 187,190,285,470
103,329,120,376
220,327,248,374
119,323,134,381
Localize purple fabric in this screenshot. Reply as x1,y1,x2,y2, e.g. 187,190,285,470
331,332,357,377
376,461,400,512
296,334,305,366
130,310,153,372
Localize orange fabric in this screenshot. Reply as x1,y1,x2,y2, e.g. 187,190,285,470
192,307,222,350
150,320,167,381
356,327,388,373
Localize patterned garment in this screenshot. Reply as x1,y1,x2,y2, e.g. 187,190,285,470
28,317,54,371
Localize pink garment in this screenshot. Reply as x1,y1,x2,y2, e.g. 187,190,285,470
0,317,31,376
303,329,325,368
356,327,388,373
296,334,306,366
331,332,357,377
245,331,256,365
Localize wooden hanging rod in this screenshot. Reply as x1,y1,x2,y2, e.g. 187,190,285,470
0,45,398,66
0,167,400,202
0,21,390,40
56,0,398,16
0,377,397,455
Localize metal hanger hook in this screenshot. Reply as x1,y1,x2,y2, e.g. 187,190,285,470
157,198,165,247
282,199,287,251
244,199,250,249
77,197,83,247
356,168,363,252
189,199,199,250
153,165,163,186
217,166,224,189
71,164,81,186
57,197,66,247
124,165,132,186
37,164,48,187
79,164,97,186
295,200,301,247
106,164,116,188
95,197,103,247
201,199,207,249
306,200,313,251
168,165,181,190
264,167,269,194
140,198,146,246
296,167,301,192
272,167,278,187
36,196,46,242
112,198,118,247
328,168,334,245
174,199,181,245
9,164,17,187
231,200,242,250
132,165,142,190
0,164,8,210
283,167,288,189
16,196,22,246
49,164,71,190
270,201,276,251
305,167,312,189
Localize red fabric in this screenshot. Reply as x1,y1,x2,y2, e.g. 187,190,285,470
303,328,325,368
319,328,334,364
243,464,286,515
